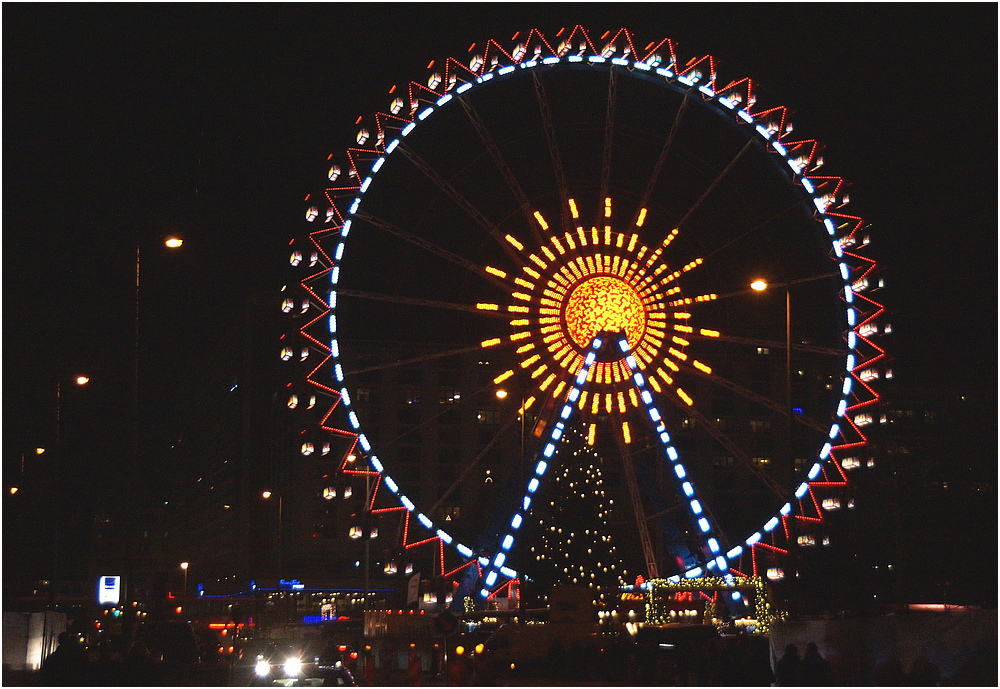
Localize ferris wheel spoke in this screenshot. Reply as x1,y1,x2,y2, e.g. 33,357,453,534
675,138,755,230
688,332,846,357
598,67,617,210
635,92,690,223
532,71,571,232
610,418,660,579
666,398,787,500
458,97,544,247
336,288,508,317
701,200,802,262
396,143,524,265
684,365,830,435
353,210,509,290
363,377,503,464
345,344,486,376
428,408,524,517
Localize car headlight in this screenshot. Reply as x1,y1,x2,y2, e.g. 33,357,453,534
254,659,270,677
283,657,302,677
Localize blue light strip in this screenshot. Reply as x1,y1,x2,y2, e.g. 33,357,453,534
477,336,603,598
617,337,726,575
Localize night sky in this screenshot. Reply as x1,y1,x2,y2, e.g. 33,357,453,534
4,4,996,581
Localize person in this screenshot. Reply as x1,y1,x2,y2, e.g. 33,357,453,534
88,637,122,686
121,639,163,686
874,657,906,686
774,643,802,686
41,631,89,686
906,654,941,686
800,642,832,686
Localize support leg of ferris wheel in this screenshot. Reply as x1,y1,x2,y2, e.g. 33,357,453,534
612,425,659,579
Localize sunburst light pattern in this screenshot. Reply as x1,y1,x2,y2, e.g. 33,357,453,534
480,198,718,445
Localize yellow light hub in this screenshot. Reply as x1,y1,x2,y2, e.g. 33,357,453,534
564,276,645,350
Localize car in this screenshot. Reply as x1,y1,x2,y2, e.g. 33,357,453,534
248,642,356,687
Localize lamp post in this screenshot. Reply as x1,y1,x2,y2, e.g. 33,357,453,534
750,274,836,482
262,491,283,573
180,562,189,595
44,374,90,652
128,237,183,609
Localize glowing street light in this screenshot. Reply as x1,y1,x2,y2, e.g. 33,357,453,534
165,237,184,248
263,491,284,569
749,273,835,483
75,376,90,386
495,389,508,400
180,561,189,594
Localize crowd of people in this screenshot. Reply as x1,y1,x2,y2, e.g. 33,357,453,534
774,643,833,686
40,632,164,687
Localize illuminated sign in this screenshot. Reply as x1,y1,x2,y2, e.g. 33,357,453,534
98,575,121,605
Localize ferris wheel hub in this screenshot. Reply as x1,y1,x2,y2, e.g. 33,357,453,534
565,275,645,353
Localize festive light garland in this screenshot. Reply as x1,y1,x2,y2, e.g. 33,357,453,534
643,576,770,635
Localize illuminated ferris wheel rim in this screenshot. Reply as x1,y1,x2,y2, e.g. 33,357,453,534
306,26,882,590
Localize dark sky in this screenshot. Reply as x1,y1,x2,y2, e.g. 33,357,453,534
4,4,996,554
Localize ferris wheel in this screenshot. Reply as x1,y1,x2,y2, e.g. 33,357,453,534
283,26,884,606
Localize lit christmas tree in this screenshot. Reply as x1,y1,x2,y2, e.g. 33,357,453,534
516,426,630,605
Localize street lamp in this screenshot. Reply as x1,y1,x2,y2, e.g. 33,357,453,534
180,562,189,595
128,237,184,599
262,490,283,572
750,273,836,482
56,375,90,445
